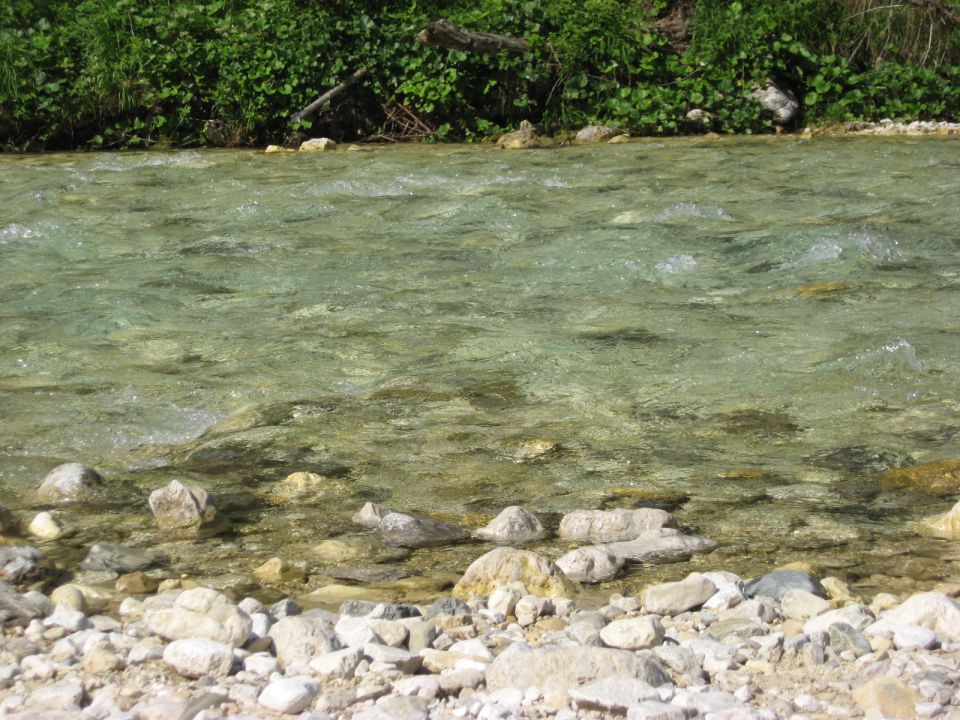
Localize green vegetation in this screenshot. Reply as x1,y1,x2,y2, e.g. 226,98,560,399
2,0,959,150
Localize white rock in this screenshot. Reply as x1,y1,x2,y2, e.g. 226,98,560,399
364,643,422,674
781,588,831,621
308,646,364,679
28,512,63,540
268,612,340,666
558,508,675,542
488,583,524,616
145,587,251,647
258,676,318,714
866,620,939,650
299,137,337,152
44,603,90,632
642,573,717,616
336,615,381,647
599,616,665,650
27,679,84,710
448,638,493,661
568,676,659,712
474,506,547,543
352,501,389,528
701,571,746,611
163,637,234,678
803,604,874,635
881,592,960,641
556,546,624,583
243,653,280,677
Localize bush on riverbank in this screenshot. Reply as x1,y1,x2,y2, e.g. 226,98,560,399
2,0,959,150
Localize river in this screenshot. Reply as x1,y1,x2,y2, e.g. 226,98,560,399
2,137,959,601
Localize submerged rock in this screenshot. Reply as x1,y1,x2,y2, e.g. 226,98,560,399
474,506,547,543
452,547,576,600
379,512,469,548
497,120,554,149
148,480,229,538
299,137,336,152
81,543,155,573
352,501,390,529
559,508,676,543
0,546,44,583
602,528,716,564
881,458,960,497
27,512,62,540
916,499,960,539
33,463,103,504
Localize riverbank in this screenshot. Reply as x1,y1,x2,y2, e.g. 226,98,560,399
3,468,960,718
1,543,959,719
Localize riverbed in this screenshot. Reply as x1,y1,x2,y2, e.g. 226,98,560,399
1,136,959,601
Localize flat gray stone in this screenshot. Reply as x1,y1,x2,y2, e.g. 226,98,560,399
163,637,234,678
568,676,659,712
80,543,155,573
600,616,665,650
486,645,670,708
642,573,717,615
603,528,716,564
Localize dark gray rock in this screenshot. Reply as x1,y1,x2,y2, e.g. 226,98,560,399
0,582,44,626
745,570,826,601
379,512,469,548
426,597,471,618
80,542,155,573
270,599,302,619
368,602,422,620
33,463,103,504
339,600,378,617
0,546,43,583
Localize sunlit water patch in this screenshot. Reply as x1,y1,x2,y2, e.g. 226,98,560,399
1,137,960,602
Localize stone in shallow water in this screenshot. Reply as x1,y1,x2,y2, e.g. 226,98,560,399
881,458,960,496
312,534,409,564
556,546,624,583
352,502,390,528
27,512,62,540
81,542,155,573
32,463,103,504
0,546,43,583
602,528,716,564
473,506,547,543
253,557,307,584
558,508,676,542
148,480,229,538
452,547,575,600
916,500,960,539
379,512,469,548
745,570,826,601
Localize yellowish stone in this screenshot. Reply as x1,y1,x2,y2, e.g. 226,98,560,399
881,458,960,496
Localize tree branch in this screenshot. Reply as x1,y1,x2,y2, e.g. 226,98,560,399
417,19,530,56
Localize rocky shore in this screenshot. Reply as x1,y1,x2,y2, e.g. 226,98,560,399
2,464,960,719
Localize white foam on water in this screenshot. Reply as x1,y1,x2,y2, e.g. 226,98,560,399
0,223,41,243
656,202,732,221
656,254,697,274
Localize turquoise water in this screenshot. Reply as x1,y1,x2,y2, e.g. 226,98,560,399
2,137,959,598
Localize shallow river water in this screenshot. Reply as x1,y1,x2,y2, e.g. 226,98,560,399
2,137,960,602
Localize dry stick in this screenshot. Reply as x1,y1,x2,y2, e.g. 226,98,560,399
291,67,369,126
417,19,530,55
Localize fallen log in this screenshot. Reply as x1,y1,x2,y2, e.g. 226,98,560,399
290,67,369,126
417,19,530,55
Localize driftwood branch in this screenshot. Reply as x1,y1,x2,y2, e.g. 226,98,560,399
417,19,530,55
291,67,369,125
904,0,960,25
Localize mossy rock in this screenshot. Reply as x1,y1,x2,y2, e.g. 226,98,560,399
880,459,960,496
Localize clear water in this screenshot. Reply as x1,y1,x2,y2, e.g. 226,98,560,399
2,137,960,600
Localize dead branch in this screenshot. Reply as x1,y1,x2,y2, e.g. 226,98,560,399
291,67,369,126
417,19,530,55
